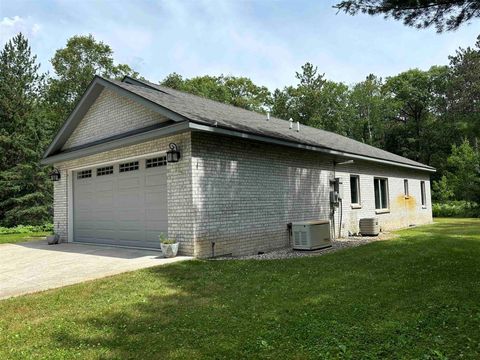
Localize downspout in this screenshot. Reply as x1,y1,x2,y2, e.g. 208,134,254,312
331,161,336,240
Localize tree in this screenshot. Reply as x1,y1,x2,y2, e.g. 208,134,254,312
161,73,271,112
432,175,454,202
381,66,450,165
311,80,352,135
273,63,353,134
47,34,138,129
334,0,480,32
439,140,480,202
348,74,388,146
446,34,480,147
0,33,52,226
288,63,326,126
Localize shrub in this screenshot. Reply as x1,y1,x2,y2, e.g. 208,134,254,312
433,201,480,218
159,233,176,244
0,224,54,235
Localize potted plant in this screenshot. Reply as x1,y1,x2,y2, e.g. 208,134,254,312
47,224,60,245
159,233,179,258
47,233,60,245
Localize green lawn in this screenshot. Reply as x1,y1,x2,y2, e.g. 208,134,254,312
1,218,479,359
0,232,49,245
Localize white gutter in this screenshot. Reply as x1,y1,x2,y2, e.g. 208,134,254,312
188,122,436,173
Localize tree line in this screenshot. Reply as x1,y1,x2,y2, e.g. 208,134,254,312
0,32,479,226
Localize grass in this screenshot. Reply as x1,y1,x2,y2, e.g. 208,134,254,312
0,232,50,245
0,218,479,359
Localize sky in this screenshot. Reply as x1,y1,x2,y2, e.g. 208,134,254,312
0,0,478,90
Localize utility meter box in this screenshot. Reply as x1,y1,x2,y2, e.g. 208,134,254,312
330,178,343,205
330,191,340,204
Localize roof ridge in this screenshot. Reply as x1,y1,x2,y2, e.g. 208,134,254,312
122,75,278,119
115,76,433,171
123,79,427,164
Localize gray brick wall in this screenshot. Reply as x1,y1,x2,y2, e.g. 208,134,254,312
333,162,432,236
53,170,67,239
62,88,169,150
190,132,432,257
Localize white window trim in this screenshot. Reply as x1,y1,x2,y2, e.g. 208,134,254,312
404,179,409,198
350,174,361,208
374,177,390,211
420,181,427,208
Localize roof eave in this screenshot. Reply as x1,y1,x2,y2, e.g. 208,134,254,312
188,122,436,173
41,121,190,165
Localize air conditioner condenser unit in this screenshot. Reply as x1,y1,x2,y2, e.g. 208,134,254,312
292,220,332,250
359,217,380,236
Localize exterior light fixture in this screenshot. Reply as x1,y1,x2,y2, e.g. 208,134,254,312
49,168,61,182
166,143,181,163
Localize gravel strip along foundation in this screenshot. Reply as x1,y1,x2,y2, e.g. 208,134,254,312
212,232,398,260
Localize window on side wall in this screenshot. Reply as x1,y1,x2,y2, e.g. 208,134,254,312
350,175,360,206
374,178,389,210
404,179,409,197
421,181,426,207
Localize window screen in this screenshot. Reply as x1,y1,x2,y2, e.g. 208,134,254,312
421,181,426,206
119,161,139,173
146,156,167,168
77,170,92,179
404,179,409,197
374,178,389,210
350,175,360,204
97,166,113,176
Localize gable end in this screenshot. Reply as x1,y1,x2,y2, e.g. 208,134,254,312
62,88,170,150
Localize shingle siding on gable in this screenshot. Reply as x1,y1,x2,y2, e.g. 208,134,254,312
190,132,432,257
62,88,169,150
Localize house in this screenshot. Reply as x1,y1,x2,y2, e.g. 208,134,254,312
41,76,435,257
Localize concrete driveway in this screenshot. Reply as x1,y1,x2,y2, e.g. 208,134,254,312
0,241,192,300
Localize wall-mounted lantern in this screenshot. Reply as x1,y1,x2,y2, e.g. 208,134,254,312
166,143,181,163
49,168,61,182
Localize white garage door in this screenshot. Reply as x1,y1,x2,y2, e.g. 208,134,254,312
73,155,168,249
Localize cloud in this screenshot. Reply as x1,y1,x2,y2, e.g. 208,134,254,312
1,0,478,89
131,0,296,89
0,16,42,45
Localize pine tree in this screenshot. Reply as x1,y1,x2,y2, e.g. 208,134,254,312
0,33,52,226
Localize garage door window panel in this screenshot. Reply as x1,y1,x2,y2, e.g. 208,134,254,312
119,161,139,173
77,169,92,179
146,156,167,168
97,166,114,176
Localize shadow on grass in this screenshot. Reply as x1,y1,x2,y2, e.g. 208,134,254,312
48,225,480,359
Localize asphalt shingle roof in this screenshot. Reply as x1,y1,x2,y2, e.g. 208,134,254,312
104,77,434,171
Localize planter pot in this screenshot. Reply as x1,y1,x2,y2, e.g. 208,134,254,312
161,242,179,258
47,234,60,245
